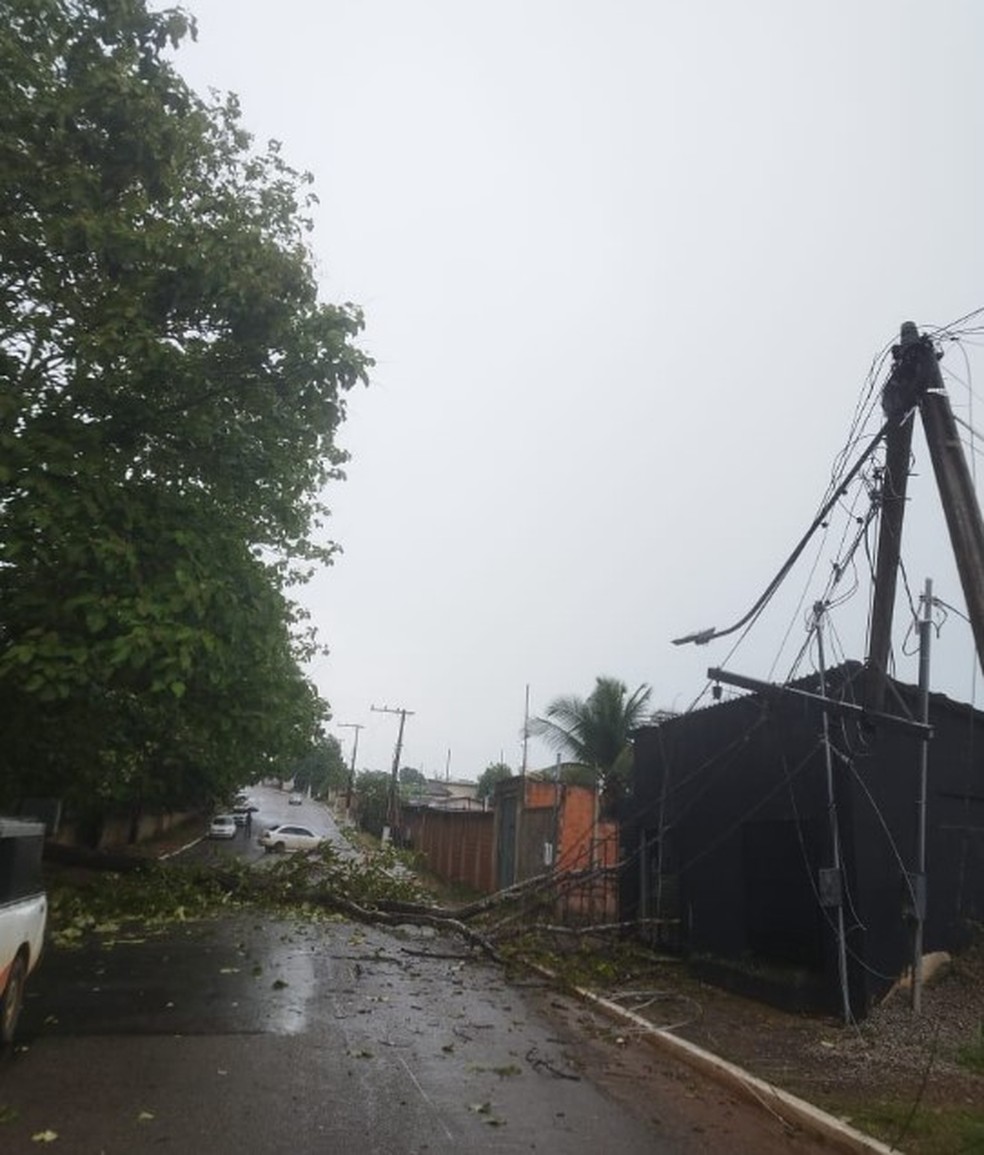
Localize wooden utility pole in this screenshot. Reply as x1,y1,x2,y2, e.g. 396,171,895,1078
337,722,364,813
371,704,414,839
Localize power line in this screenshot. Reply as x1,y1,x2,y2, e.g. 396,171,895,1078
673,419,892,650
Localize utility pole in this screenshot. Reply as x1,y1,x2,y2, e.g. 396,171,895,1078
912,578,933,1014
915,342,984,675
814,605,852,1026
867,325,919,711
337,723,364,814
371,704,414,840
521,683,530,777
868,323,984,689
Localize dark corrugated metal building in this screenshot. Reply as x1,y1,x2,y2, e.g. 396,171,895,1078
621,663,984,1016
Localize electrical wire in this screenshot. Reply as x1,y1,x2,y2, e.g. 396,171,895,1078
672,419,892,650
639,311,984,1000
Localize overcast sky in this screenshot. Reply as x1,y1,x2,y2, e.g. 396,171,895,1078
173,1,984,780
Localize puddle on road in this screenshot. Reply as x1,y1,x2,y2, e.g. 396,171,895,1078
262,945,316,1036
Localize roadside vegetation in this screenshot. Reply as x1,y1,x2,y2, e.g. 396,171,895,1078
0,0,369,830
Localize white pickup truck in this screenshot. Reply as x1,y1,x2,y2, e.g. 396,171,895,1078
0,818,47,1048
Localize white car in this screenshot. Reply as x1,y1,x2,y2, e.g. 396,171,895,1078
208,814,237,839
288,793,303,806
258,824,324,853
0,818,48,1048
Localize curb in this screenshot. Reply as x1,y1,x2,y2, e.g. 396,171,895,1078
530,963,899,1155
157,834,204,860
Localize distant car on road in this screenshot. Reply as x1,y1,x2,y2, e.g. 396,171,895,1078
288,793,303,806
258,824,324,853
208,815,237,839
0,817,47,1048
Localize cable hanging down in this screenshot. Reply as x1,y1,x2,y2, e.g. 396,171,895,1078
672,418,893,648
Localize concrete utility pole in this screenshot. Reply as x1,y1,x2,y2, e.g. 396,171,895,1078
814,606,852,1026
521,683,530,777
371,704,414,839
912,578,933,1014
337,723,364,813
916,345,984,675
868,323,984,693
867,325,919,711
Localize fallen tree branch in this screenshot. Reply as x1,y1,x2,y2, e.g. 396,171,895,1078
490,917,681,943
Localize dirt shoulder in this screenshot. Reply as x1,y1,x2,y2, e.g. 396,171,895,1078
571,946,984,1155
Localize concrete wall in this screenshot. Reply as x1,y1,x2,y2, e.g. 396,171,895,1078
49,810,198,850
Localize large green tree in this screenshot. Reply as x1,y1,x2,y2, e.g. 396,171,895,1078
475,761,511,803
290,734,348,798
353,771,391,838
529,677,653,814
0,0,370,815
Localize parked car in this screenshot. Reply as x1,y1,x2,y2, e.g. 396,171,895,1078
208,815,237,839
288,793,303,806
0,817,47,1048
258,824,324,853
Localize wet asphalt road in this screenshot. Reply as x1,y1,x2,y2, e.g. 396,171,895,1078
0,789,815,1153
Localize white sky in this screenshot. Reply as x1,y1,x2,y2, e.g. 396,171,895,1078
173,0,984,779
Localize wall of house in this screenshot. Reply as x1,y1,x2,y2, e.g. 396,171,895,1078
519,779,619,920
403,807,495,894
841,684,984,1001
629,693,834,967
403,778,619,917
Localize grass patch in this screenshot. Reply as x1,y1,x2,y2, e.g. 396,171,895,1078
957,1026,984,1076
839,1100,984,1155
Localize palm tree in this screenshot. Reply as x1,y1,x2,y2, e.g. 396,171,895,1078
528,676,653,814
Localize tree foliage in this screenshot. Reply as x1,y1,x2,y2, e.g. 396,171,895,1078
289,734,348,798
352,771,391,838
398,766,426,792
529,677,653,814
475,761,512,802
0,0,370,813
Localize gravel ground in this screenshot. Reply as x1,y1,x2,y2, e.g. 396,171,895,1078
585,941,984,1148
